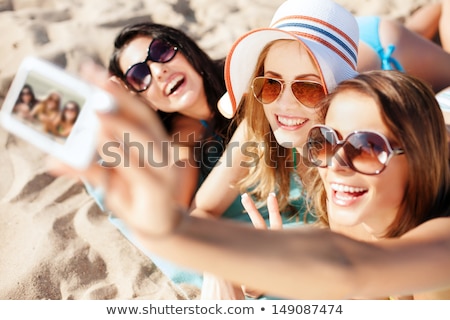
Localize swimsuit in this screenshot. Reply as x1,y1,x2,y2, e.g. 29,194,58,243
357,16,404,71
86,119,316,297
108,171,316,292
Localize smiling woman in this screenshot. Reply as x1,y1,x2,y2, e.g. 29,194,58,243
51,68,450,300
308,70,450,244
84,22,241,293
108,23,232,177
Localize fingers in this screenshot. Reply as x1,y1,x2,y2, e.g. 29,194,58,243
267,192,283,230
77,61,167,139
241,193,267,229
241,193,283,230
97,112,171,171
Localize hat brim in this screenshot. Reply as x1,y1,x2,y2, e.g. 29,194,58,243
220,27,358,118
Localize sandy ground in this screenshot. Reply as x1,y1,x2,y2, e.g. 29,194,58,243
0,0,437,299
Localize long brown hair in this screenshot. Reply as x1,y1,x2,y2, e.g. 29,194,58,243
109,22,233,174
308,70,450,237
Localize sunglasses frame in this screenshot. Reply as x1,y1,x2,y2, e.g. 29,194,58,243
307,124,405,175
123,37,179,92
251,76,325,108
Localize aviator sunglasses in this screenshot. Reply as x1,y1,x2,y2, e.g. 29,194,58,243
251,76,326,107
307,125,405,175
124,37,178,92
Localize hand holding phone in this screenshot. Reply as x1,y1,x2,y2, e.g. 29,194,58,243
0,56,116,169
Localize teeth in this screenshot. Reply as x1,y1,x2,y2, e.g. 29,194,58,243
277,116,306,127
165,75,184,95
330,183,367,194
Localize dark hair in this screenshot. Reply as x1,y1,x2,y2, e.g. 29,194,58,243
109,23,233,172
16,84,39,108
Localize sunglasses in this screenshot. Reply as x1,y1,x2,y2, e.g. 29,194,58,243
307,125,405,175
251,76,325,107
124,38,178,92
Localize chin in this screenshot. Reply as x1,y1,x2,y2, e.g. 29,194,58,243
328,206,363,227
274,135,305,150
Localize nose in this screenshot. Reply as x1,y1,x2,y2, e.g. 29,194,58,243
329,147,352,173
276,82,298,109
149,62,168,81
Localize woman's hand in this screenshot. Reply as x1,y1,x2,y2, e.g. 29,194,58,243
241,192,282,230
239,192,283,298
49,62,183,238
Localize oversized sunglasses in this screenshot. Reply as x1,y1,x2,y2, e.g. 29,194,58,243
251,76,326,107
307,125,405,175
124,38,178,92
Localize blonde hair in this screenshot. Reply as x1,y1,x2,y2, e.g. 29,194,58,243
235,40,310,217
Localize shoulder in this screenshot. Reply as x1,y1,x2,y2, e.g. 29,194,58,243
401,217,450,241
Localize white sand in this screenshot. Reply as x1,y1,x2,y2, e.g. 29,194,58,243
0,0,437,299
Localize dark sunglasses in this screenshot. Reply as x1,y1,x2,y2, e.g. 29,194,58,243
124,38,178,92
307,125,405,175
251,76,325,107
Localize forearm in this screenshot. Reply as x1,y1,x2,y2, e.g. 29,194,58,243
134,214,358,299
134,214,450,300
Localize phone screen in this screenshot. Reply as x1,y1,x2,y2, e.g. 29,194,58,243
12,71,86,145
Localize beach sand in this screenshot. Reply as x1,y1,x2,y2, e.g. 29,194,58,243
0,0,438,299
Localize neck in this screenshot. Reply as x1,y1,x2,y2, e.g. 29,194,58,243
180,92,212,121
330,222,375,241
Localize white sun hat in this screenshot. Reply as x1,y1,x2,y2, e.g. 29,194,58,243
218,0,359,119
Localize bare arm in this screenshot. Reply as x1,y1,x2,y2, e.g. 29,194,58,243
190,120,250,218
168,115,203,207
131,211,450,300
49,65,450,300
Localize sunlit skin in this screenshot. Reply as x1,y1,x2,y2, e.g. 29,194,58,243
20,90,33,104
119,36,210,120
262,41,323,150
46,94,60,112
63,103,79,123
117,35,209,207
319,91,408,238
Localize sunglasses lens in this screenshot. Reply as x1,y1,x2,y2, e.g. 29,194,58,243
252,77,282,104
345,133,389,174
149,38,177,63
125,63,152,92
291,81,325,107
307,126,336,167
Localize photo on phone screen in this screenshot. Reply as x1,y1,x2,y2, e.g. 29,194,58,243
12,71,86,144
0,56,115,169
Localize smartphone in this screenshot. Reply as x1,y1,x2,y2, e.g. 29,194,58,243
0,56,115,169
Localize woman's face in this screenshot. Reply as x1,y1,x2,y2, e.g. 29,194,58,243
318,90,408,237
21,88,33,103
47,94,60,111
119,36,206,117
261,40,324,150
64,103,79,122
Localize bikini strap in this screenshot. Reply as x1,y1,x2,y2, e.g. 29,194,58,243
379,44,404,72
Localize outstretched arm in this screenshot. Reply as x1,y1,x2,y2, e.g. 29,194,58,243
49,64,450,300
